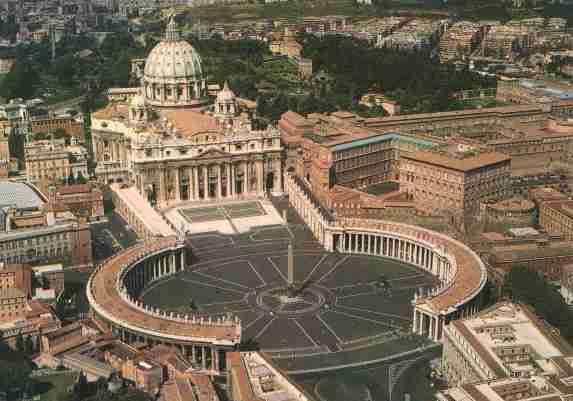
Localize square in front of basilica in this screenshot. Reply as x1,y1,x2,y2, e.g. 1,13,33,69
164,199,284,235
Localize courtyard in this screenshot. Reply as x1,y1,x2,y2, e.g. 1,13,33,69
141,222,437,372
163,199,284,235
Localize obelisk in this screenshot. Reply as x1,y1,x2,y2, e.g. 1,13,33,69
288,243,294,286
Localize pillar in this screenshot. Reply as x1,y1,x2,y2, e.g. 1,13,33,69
174,168,180,202
203,166,209,199
202,347,207,370
244,162,250,194
217,164,222,199
193,167,199,200
214,348,220,372
226,163,231,197
158,169,165,205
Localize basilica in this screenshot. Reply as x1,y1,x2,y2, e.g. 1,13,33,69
91,19,283,207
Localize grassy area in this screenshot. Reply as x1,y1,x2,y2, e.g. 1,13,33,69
33,372,77,401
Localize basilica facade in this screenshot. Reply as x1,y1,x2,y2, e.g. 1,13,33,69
91,19,283,207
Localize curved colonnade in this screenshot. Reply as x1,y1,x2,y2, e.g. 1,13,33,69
285,173,487,341
86,236,241,375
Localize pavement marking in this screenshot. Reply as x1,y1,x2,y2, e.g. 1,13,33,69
303,253,328,283
244,313,266,330
335,304,410,321
267,256,288,283
316,313,344,344
329,308,400,329
247,260,267,286
292,318,319,347
194,258,251,273
254,317,277,340
139,276,176,298
316,255,349,283
200,299,249,307
248,226,292,243
180,278,246,294
337,290,378,299
193,270,252,290
387,273,426,282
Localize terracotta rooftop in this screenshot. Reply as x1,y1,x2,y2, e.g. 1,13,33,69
166,110,219,138
89,237,241,344
403,150,511,172
57,184,91,195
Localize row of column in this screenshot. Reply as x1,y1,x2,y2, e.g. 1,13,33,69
123,249,185,297
145,81,204,103
337,232,443,275
116,328,223,373
285,175,326,243
95,137,126,164
413,309,442,341
152,160,274,205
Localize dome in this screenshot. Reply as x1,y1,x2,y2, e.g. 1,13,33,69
216,81,236,103
143,40,203,81
142,18,208,108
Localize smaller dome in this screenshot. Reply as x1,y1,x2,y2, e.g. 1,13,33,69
217,81,236,102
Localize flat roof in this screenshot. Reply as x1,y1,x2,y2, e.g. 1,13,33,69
331,132,435,152
110,184,175,237
403,150,511,172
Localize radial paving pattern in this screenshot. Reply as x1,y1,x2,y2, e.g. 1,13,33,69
142,225,437,358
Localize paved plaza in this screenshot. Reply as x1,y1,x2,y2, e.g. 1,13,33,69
163,199,283,235
141,222,437,371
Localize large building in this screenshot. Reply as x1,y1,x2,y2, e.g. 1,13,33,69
91,21,283,206
439,301,573,401
25,138,89,187
539,199,573,241
442,302,573,387
0,181,92,268
227,352,315,401
47,183,105,222
399,150,511,222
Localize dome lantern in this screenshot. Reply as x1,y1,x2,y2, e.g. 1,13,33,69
164,17,181,42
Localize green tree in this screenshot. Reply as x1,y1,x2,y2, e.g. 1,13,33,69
24,336,35,355
0,59,39,99
15,332,24,353
67,172,76,185
76,171,87,185
51,54,77,87
0,351,32,392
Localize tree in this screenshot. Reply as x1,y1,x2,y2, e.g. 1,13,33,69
503,265,573,342
24,336,35,355
0,351,32,393
76,171,87,185
0,59,39,99
74,371,89,399
67,172,76,185
15,332,24,353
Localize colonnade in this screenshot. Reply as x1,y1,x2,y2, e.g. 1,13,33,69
144,80,205,105
334,232,453,281
114,327,225,373
122,248,186,298
113,244,230,374
333,231,453,341
284,172,487,342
